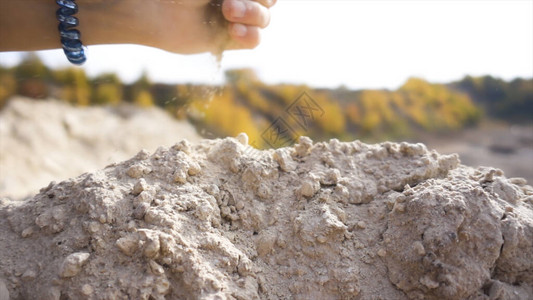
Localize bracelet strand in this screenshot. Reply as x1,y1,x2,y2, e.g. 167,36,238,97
56,0,87,65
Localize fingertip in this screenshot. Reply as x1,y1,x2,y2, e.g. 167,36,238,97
223,0,270,28
259,0,277,8
222,0,245,20
229,23,261,49
231,23,248,38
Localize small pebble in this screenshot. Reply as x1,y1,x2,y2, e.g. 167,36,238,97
132,179,148,195
134,191,154,206
134,149,150,160
116,235,139,256
138,230,161,258
356,221,367,229
60,252,90,278
172,140,191,154
87,221,100,234
81,284,93,295
149,260,165,275
21,269,37,281
299,179,319,198
393,203,405,213
98,214,107,224
126,165,144,179
21,227,34,238
294,136,313,156
188,162,202,176
316,235,328,243
173,170,187,184
377,249,386,257
144,239,161,258
273,149,297,172
235,133,249,145
420,275,440,289
413,241,425,256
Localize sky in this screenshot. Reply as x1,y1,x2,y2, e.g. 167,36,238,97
0,0,532,90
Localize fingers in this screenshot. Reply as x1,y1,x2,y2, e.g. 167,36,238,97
222,0,271,29
254,0,276,9
228,23,261,49
222,0,274,50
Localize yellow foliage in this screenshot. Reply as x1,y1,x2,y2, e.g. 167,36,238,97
192,89,263,146
94,84,122,105
345,103,361,125
0,73,16,107
360,90,387,133
134,90,154,107
400,77,479,131
314,93,345,135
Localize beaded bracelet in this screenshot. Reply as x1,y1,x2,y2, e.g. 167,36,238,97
56,0,87,65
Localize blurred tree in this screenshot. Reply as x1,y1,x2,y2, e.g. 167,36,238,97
134,90,154,107
13,53,50,99
400,77,480,131
51,67,91,105
453,75,532,122
129,70,154,107
313,93,345,136
13,53,51,81
73,69,90,106
0,67,17,107
91,73,123,105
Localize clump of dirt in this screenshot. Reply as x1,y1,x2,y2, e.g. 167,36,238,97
0,97,201,199
0,135,532,299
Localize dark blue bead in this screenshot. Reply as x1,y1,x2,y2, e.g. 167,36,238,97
65,50,86,63
56,0,77,10
60,29,81,40
64,48,86,64
61,38,83,52
58,23,74,32
67,55,87,65
56,12,78,26
65,49,84,58
57,6,77,16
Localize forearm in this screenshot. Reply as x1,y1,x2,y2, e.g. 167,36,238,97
0,0,144,52
0,1,59,51
0,0,266,56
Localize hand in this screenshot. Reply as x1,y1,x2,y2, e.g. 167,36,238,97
86,0,276,54
0,0,276,55
144,0,275,54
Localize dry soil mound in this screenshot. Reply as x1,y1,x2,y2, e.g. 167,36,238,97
0,136,532,299
0,97,201,199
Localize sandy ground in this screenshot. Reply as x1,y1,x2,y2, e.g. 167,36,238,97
0,135,532,299
0,97,201,199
